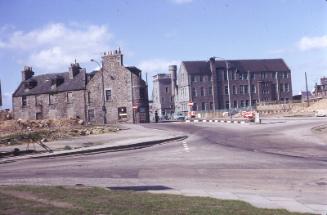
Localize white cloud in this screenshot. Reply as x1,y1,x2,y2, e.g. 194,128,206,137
138,59,180,77
297,35,327,51
170,0,193,4
0,23,114,72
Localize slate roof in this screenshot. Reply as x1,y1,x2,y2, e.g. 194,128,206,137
182,59,290,74
13,71,86,97
126,66,142,75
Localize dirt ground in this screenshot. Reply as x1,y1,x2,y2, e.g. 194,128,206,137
0,119,119,146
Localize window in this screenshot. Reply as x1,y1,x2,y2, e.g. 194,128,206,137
246,100,249,107
209,102,213,110
251,85,256,93
67,92,73,103
232,72,236,80
165,87,168,93
232,85,237,95
118,107,127,120
49,94,56,105
192,88,197,97
282,72,288,79
261,72,267,79
22,96,27,107
35,95,42,106
200,87,205,96
87,91,91,104
233,100,237,108
88,109,95,121
199,75,203,82
224,86,229,95
240,100,245,107
224,71,227,80
36,112,43,120
225,100,230,109
280,84,284,92
191,75,195,83
208,75,212,81
193,103,197,111
208,86,212,96
105,89,112,101
252,100,257,106
201,102,205,110
239,85,244,94
250,73,255,80
140,88,146,98
285,83,290,92
161,97,164,102
239,73,248,80
244,85,248,94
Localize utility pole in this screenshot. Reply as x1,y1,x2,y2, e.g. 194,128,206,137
247,70,252,110
305,72,310,107
0,80,2,108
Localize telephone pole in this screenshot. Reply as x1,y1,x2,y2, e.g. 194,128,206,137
305,72,310,107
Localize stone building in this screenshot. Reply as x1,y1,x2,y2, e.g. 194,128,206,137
12,50,149,124
313,77,327,98
151,65,177,119
153,58,292,115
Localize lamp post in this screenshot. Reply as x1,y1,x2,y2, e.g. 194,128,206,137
212,57,232,119
90,59,107,124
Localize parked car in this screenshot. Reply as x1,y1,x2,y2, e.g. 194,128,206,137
315,109,327,117
173,113,186,121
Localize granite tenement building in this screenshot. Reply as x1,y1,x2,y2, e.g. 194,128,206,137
151,65,177,119
12,50,150,124
152,58,292,115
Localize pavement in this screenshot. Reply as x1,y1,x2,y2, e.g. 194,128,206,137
0,124,186,163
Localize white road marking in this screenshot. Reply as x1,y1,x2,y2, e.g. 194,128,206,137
182,142,190,152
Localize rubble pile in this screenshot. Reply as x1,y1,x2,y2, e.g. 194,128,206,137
0,110,12,121
0,118,119,146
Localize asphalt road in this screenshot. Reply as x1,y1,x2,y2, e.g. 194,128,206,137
0,118,327,212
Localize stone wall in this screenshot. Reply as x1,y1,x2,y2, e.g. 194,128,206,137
13,90,86,120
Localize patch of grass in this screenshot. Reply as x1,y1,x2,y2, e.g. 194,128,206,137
0,185,314,215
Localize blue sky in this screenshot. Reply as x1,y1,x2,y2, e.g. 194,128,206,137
0,0,326,108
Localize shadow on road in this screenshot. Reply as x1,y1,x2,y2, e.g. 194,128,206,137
107,185,172,192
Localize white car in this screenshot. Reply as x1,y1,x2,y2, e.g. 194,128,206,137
315,109,327,117
173,113,186,121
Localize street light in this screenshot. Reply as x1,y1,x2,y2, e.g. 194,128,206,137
211,56,232,120
90,59,107,124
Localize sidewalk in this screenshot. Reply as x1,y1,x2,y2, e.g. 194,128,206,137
0,124,186,162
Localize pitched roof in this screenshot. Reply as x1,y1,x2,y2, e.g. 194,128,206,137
13,71,86,97
182,59,290,74
182,61,211,75
126,66,142,75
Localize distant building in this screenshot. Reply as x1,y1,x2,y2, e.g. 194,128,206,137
313,77,327,98
12,49,149,124
153,58,293,115
151,65,177,118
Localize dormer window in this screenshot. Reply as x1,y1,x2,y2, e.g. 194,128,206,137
24,79,37,89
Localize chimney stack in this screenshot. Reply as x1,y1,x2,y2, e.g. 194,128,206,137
21,66,34,81
69,62,81,79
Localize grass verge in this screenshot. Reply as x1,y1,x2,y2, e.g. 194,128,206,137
0,185,314,215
